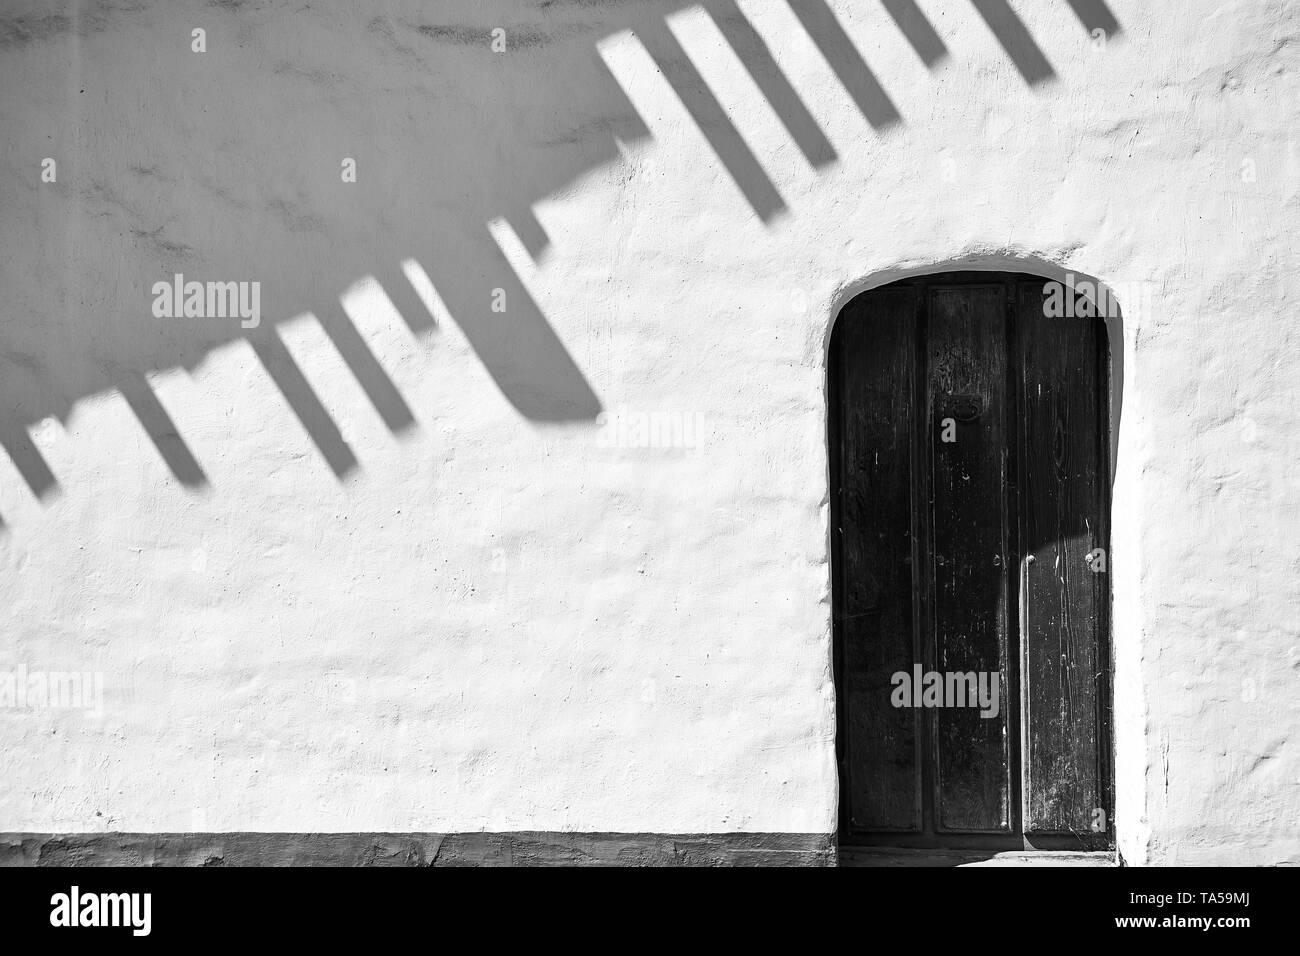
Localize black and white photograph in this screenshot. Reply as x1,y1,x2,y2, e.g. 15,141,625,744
0,0,1294,935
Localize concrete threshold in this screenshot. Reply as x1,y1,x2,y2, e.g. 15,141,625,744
840,847,1117,867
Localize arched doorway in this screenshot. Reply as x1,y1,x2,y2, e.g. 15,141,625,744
829,271,1113,850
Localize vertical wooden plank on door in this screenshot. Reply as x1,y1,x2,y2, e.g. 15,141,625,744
835,288,921,832
927,285,1012,832
1017,281,1107,835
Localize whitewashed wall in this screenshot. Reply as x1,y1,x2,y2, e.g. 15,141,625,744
0,0,1296,864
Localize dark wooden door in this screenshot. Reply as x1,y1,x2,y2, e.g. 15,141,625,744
830,272,1112,849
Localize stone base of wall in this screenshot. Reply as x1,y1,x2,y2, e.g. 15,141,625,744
0,832,834,867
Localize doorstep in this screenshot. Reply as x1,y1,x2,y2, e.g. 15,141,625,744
840,847,1117,867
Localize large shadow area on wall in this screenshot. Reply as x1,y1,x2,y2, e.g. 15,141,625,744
0,0,1122,528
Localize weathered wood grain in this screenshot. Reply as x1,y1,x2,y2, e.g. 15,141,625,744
1017,282,1108,836
927,285,1012,832
834,287,921,831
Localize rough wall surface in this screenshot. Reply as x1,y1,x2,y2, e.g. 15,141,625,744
0,0,1296,864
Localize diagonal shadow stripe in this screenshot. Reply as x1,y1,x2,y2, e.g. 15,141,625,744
1064,0,1122,37
970,0,1056,85
882,0,950,67
507,208,551,261
786,0,902,129
706,0,837,168
419,222,603,422
375,265,439,337
316,302,417,434
118,374,209,488
250,331,359,478
0,423,59,500
637,18,787,222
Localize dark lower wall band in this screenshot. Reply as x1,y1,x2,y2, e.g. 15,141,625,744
0,832,835,867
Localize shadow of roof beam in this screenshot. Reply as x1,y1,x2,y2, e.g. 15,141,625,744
506,208,551,261
705,0,837,169
423,223,602,422
250,330,359,479
317,302,417,434
882,0,950,67
374,266,439,338
1065,0,1122,37
0,423,60,501
786,0,902,129
118,374,209,488
637,18,787,223
970,0,1056,85
370,264,439,338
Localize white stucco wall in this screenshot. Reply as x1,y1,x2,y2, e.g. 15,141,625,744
1,0,1296,863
